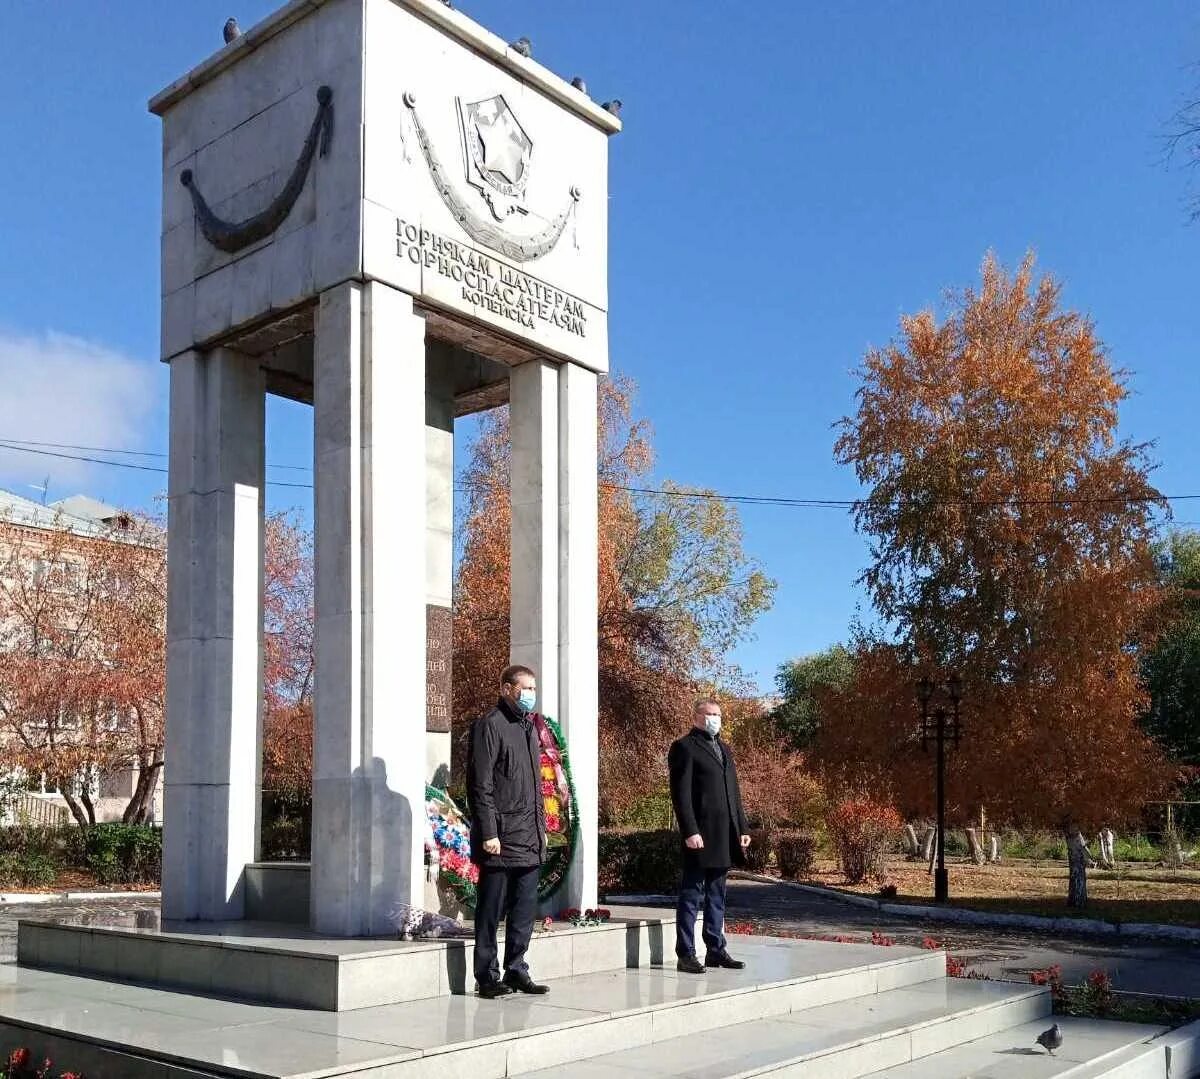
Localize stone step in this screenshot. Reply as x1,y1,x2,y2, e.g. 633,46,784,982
862,1016,1183,1079
516,975,1049,1078
16,907,676,1010
1049,1019,1200,1079
0,935,946,1077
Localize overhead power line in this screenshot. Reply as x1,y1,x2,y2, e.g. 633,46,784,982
0,437,1195,510
0,441,313,490
605,484,1195,510
0,437,311,472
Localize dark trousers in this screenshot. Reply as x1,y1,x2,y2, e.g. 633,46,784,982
473,864,539,985
675,864,728,958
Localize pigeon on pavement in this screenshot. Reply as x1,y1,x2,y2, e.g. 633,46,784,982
1036,1023,1063,1056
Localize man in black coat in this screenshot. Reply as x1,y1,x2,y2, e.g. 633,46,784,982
667,698,751,973
467,664,549,998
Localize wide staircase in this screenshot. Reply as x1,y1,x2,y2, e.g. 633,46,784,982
5,913,1197,1077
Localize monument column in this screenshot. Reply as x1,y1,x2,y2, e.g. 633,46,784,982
311,280,428,936
558,363,600,911
163,347,265,921
425,350,455,787
510,360,561,721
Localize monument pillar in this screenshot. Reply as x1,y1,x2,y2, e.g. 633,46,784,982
310,280,428,936
558,363,600,910
425,353,455,786
510,360,561,724
163,347,265,921
510,359,599,911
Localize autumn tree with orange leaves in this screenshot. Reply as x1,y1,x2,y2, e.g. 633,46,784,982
0,512,166,825
454,375,775,820
261,512,315,797
0,508,317,827
819,254,1168,828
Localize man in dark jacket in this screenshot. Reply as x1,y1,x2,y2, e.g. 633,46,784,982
667,698,751,973
467,664,549,998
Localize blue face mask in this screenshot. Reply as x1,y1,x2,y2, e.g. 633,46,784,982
515,688,537,715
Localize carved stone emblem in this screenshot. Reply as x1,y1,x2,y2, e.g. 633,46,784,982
403,90,579,263
460,95,532,221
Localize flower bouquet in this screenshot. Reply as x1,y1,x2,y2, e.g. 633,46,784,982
425,785,478,906
560,907,611,928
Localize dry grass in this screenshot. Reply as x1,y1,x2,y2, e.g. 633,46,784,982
805,856,1200,927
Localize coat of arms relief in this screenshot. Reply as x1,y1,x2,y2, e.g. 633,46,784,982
403,89,579,263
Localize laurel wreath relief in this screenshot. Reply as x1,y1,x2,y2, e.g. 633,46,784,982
180,86,334,255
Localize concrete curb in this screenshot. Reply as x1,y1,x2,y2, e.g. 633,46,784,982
0,890,160,905
729,872,1200,945
1164,1018,1200,1077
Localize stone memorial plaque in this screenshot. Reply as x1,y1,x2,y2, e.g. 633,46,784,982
426,603,452,733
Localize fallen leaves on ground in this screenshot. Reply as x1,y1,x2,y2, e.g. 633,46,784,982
799,857,1200,927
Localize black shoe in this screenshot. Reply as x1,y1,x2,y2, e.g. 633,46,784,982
477,980,514,999
676,954,706,974
503,970,550,995
705,950,745,970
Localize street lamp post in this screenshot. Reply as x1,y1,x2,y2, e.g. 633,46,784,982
917,673,962,904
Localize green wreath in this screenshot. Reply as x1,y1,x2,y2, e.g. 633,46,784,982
537,714,579,903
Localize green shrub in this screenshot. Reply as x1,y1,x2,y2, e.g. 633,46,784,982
0,825,69,860
260,790,311,861
599,830,679,895
83,824,161,885
616,791,674,831
16,853,57,888
775,831,817,879
261,815,310,861
1113,834,1164,863
0,852,59,888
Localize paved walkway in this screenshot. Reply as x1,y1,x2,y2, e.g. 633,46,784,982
0,896,158,963
719,879,1200,998
1,888,1197,1000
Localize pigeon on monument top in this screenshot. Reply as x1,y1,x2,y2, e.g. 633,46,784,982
223,17,241,43
1036,1023,1063,1056
570,77,588,94
601,99,623,117
510,36,532,57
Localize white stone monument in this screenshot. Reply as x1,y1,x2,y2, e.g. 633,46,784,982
156,0,617,935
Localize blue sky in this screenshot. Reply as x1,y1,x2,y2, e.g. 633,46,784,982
1,2,1199,692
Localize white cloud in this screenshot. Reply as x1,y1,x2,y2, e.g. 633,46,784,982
0,329,160,493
